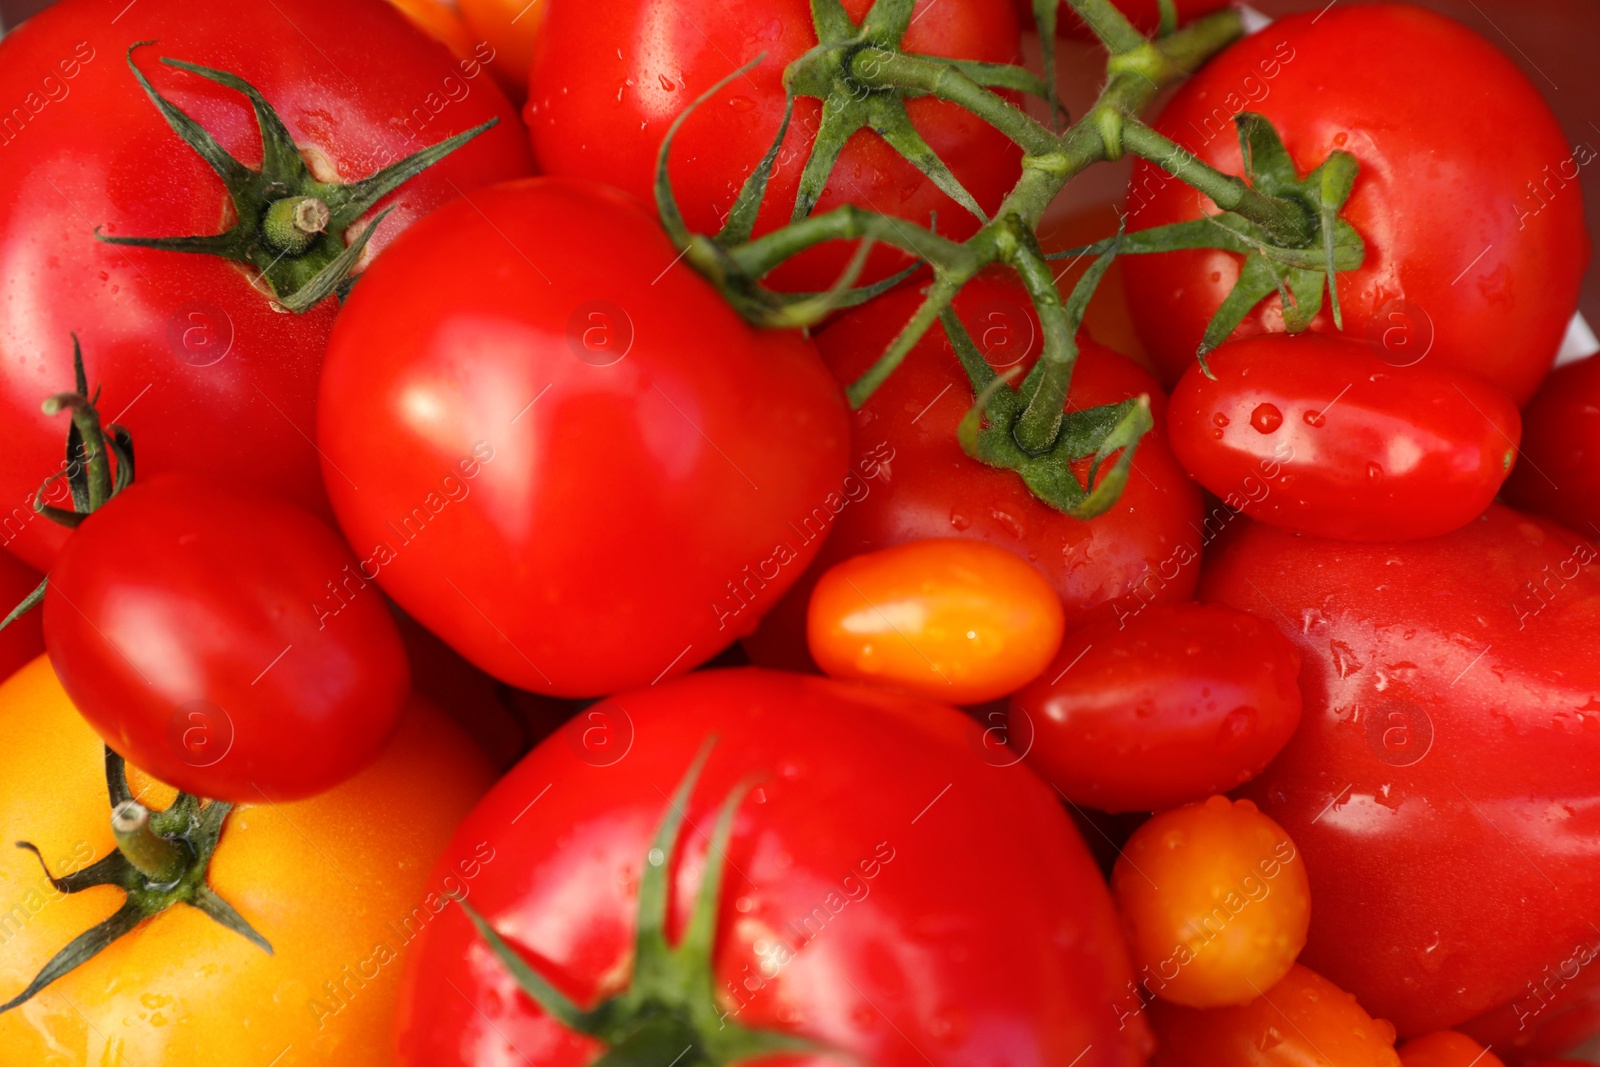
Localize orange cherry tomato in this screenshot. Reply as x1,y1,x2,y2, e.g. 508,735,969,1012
807,538,1065,705
1398,1032,1508,1067
387,0,476,58
1150,964,1402,1067
462,0,547,97
1113,796,1311,1008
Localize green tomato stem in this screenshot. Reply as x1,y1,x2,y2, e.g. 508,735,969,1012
111,802,189,886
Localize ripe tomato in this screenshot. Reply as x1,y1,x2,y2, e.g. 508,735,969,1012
1398,1032,1506,1067
317,178,850,697
0,551,43,685
43,475,411,802
1010,602,1302,813
1120,4,1589,404
0,653,495,1066
1505,353,1600,537
743,275,1204,672
1204,508,1600,1041
459,0,548,98
1113,796,1310,1009
808,538,1065,704
395,668,1151,1067
0,0,533,573
1168,334,1522,541
525,0,1023,292
1149,964,1402,1067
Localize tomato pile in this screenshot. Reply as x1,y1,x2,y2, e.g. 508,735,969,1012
0,0,1596,1064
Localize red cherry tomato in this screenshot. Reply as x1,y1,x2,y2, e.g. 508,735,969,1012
396,668,1151,1067
1121,4,1589,404
318,178,850,697
1506,353,1600,537
1010,602,1302,813
525,0,1022,292
43,475,411,802
0,551,44,685
1398,1032,1507,1067
0,0,534,574
1205,507,1600,1041
1168,334,1521,541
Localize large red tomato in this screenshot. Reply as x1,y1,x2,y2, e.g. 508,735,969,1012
1203,508,1600,1047
1120,4,1589,404
525,0,1023,292
0,0,533,573
318,178,850,697
395,668,1151,1067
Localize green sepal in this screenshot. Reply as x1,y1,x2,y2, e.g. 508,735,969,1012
0,578,46,635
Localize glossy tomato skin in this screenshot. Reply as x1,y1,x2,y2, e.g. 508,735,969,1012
0,550,44,685
1505,353,1600,537
396,668,1150,1067
1203,508,1600,1041
1398,1032,1507,1067
0,654,496,1067
1121,4,1589,404
318,178,850,697
0,0,534,573
525,0,1022,292
743,275,1204,673
1010,602,1301,813
43,475,411,802
1168,334,1521,541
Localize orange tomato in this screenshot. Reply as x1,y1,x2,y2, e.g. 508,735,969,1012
1399,1032,1509,1067
460,0,548,98
0,654,494,1065
1113,796,1311,1007
387,0,476,58
1150,964,1402,1067
807,538,1065,705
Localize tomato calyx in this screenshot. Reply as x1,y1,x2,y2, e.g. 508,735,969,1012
0,747,270,1014
96,43,498,313
459,741,848,1066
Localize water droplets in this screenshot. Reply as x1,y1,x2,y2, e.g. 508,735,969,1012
1250,403,1283,433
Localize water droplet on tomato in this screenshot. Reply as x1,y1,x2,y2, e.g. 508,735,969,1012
1212,412,1230,428
728,96,756,112
657,74,676,91
1367,462,1383,480
949,510,970,531
1250,403,1283,433
1304,409,1327,428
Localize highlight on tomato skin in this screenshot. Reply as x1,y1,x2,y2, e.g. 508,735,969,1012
1009,602,1302,813
807,538,1066,705
1397,1031,1508,1067
1113,796,1311,1009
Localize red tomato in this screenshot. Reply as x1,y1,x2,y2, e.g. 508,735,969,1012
1506,353,1600,538
743,275,1204,672
1203,507,1600,1041
1398,1032,1507,1067
0,0,533,573
395,668,1151,1067
43,475,411,802
1168,334,1522,541
0,551,43,686
1010,602,1302,813
318,178,850,697
1120,4,1589,405
525,0,1023,292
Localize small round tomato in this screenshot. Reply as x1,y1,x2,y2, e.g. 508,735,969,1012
43,475,411,802
1398,1032,1507,1067
1150,964,1402,1067
1505,353,1600,537
808,538,1064,705
1114,796,1310,1008
459,0,547,97
0,550,43,685
1169,334,1521,541
1010,603,1301,813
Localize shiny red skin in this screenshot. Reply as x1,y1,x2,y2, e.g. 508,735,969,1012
1121,4,1589,405
42,475,411,802
0,0,533,573
525,0,1022,292
1009,602,1302,813
395,668,1151,1067
743,275,1204,673
318,178,850,697
1506,354,1600,538
0,551,44,685
1168,334,1522,542
1202,507,1600,1042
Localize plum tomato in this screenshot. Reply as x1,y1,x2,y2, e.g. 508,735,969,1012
0,550,44,686
1505,353,1600,538
1121,4,1589,404
1010,602,1302,813
317,178,850,697
1113,796,1310,1009
1168,334,1521,542
1149,964,1402,1067
42,475,411,802
1397,1032,1507,1067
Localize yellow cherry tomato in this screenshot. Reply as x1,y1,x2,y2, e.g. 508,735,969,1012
1150,964,1402,1067
1399,1032,1508,1067
459,0,548,98
387,0,476,59
0,655,495,1066
807,538,1065,705
1113,795,1311,1007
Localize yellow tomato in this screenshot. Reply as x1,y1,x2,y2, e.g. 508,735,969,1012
807,538,1065,705
387,0,476,59
1113,795,1311,1007
1399,1032,1508,1067
459,0,548,98
0,654,495,1066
